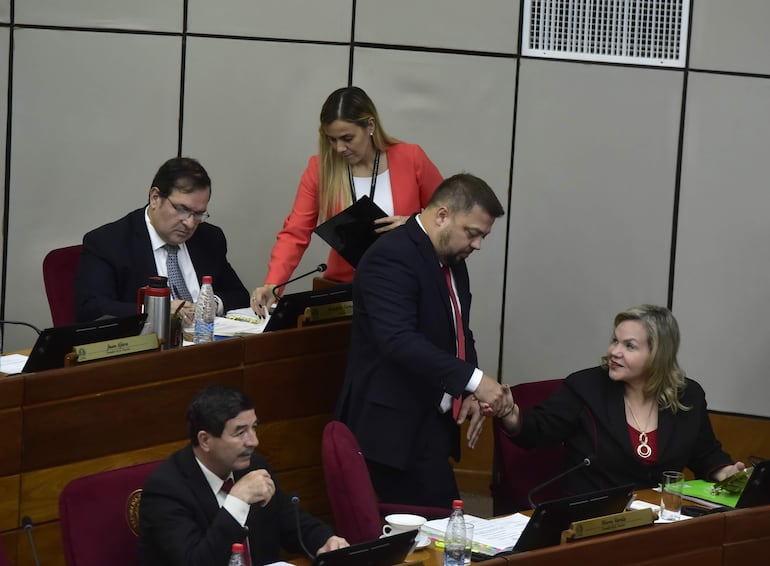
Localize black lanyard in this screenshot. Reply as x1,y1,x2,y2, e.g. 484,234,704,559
348,150,381,203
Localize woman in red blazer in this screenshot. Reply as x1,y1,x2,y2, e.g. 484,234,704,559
251,86,443,315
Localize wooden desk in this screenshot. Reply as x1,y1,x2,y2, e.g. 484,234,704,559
0,321,351,566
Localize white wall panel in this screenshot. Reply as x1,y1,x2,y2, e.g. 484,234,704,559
674,72,770,417
0,1,9,23
354,47,517,374
181,38,349,291
187,0,351,42
356,0,518,54
16,0,181,32
5,29,180,350
690,0,770,75
0,27,7,315
503,60,683,384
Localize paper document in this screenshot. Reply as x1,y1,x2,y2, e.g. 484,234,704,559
0,353,28,375
421,513,529,556
215,308,270,336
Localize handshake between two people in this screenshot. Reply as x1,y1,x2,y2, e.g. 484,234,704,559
457,375,515,450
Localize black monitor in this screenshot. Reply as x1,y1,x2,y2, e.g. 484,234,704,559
265,284,353,332
512,483,634,553
22,314,148,373
312,529,417,566
736,459,770,509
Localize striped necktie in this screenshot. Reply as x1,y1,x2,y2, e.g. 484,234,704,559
443,266,465,420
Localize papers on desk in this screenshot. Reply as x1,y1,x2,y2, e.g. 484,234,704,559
628,499,693,523
421,513,529,556
0,354,28,375
214,308,270,336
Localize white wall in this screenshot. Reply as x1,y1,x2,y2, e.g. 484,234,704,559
1,1,769,418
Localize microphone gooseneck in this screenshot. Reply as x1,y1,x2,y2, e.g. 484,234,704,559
291,495,315,559
272,264,328,301
0,320,43,358
527,457,592,509
22,515,42,566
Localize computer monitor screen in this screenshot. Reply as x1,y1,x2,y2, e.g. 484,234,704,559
265,284,353,332
22,314,148,373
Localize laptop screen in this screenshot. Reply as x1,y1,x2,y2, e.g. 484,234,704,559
22,314,148,373
312,529,417,566
513,483,634,553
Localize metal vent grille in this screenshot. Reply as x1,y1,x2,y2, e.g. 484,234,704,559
522,0,689,67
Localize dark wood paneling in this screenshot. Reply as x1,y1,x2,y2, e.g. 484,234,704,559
22,369,242,470
0,475,19,531
242,322,350,364
710,412,770,464
22,338,244,404
723,505,770,565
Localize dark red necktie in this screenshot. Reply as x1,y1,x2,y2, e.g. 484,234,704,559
220,478,251,566
443,266,465,420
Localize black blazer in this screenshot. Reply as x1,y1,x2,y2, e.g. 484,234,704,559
515,366,735,493
139,446,333,566
74,207,249,321
335,214,479,470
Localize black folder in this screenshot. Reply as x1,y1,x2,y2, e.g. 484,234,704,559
313,196,387,268
736,459,770,508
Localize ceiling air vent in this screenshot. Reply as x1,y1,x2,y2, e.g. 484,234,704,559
522,0,689,67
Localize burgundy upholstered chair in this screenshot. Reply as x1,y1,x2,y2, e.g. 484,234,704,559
322,421,451,544
42,244,82,326
59,460,161,566
0,535,10,566
491,379,565,516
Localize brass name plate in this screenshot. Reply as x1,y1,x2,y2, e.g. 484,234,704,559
305,301,353,322
564,508,655,541
73,333,160,362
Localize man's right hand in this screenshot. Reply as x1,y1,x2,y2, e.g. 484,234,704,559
473,374,514,416
229,469,275,507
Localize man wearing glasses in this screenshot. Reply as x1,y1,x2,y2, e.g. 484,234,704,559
75,157,249,322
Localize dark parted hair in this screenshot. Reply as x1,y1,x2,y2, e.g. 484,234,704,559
187,385,254,445
427,173,505,219
150,157,212,201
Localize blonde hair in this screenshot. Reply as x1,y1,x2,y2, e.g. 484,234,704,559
317,87,398,221
601,304,690,413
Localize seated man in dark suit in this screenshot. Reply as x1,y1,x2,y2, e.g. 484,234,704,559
74,157,249,322
139,385,348,566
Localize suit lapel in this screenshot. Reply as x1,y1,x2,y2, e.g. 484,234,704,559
178,446,222,523
404,216,454,325
131,208,161,276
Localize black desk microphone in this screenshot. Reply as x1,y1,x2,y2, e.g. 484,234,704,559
22,516,42,566
272,264,328,301
291,495,315,559
527,457,592,508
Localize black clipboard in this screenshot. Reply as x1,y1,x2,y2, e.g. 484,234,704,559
313,196,387,268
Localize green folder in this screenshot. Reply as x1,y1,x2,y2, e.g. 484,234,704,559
676,479,741,508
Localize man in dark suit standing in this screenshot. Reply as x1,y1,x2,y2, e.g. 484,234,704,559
139,385,348,566
335,173,513,508
74,157,249,322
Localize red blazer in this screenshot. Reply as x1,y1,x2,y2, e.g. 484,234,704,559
266,142,443,284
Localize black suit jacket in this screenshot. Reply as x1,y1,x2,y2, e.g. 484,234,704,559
139,446,333,566
515,366,735,493
74,207,249,321
335,214,479,470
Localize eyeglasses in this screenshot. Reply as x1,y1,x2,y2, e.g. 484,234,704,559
166,197,210,223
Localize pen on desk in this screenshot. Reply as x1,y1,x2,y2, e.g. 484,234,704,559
173,301,186,317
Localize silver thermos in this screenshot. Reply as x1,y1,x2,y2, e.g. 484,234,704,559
137,275,171,349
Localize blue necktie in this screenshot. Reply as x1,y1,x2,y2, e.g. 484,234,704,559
166,245,193,302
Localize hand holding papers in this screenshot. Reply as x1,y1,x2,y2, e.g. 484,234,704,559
313,196,387,268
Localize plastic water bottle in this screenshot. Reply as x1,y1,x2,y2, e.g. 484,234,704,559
443,499,466,566
227,542,245,566
193,275,215,344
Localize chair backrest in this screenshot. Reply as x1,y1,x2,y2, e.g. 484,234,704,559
0,534,10,566
42,244,82,326
321,421,384,544
492,379,565,516
59,460,161,566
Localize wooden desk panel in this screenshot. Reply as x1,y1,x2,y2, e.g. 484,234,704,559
722,505,770,564
0,375,23,477
241,322,351,365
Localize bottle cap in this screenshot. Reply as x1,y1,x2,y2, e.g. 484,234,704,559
452,499,464,509
231,542,244,553
202,275,213,284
